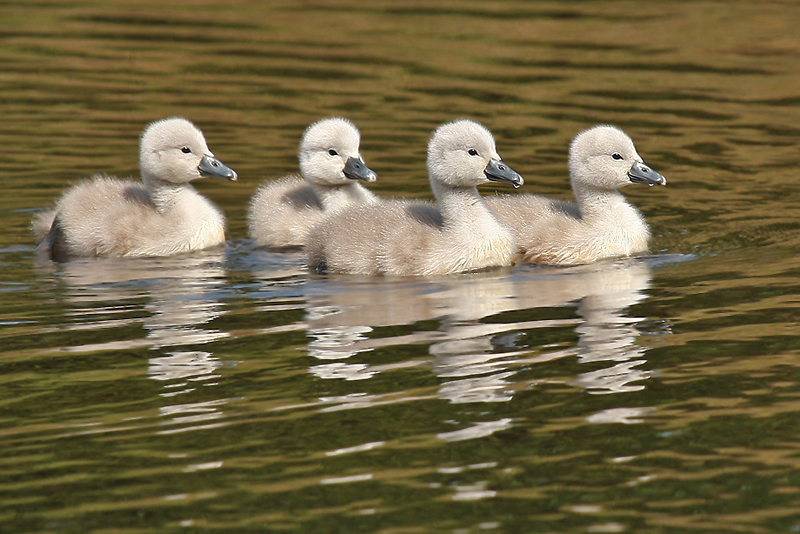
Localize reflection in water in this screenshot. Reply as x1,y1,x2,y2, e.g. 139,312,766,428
45,252,230,350
570,265,653,394
308,325,374,360
438,372,516,404
37,251,234,423
586,406,656,425
149,351,223,397
157,398,236,435
304,259,660,405
437,418,514,442
311,360,377,381
325,440,385,457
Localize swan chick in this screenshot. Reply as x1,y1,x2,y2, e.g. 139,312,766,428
247,117,378,248
32,117,237,260
486,125,665,265
306,119,523,276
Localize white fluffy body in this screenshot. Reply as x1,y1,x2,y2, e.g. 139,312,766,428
486,125,665,265
306,119,522,276
247,117,378,248
32,117,235,260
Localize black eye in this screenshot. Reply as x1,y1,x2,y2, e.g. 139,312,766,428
612,153,623,160
181,147,192,154
328,149,338,156
468,149,478,156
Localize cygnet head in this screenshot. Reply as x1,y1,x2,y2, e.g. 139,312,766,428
139,117,237,185
298,117,377,186
427,119,523,189
568,125,665,191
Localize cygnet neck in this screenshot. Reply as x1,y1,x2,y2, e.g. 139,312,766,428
144,176,197,214
431,179,498,228
311,181,369,209
571,181,628,220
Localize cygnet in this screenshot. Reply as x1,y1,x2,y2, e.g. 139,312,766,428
32,117,237,260
247,117,378,248
486,125,665,265
306,119,523,276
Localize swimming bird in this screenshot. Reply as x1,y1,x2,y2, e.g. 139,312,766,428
306,119,523,276
247,117,378,248
486,125,665,265
32,117,237,261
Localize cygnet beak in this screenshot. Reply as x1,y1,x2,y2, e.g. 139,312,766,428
484,159,524,189
198,155,238,181
343,156,378,182
628,160,665,187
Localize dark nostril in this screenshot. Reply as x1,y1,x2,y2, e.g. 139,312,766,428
499,165,506,171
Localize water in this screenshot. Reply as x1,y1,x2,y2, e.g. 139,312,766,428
3,1,800,532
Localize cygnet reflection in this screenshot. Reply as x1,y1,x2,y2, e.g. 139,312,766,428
149,351,224,397
303,259,659,401
514,261,656,395
36,250,232,399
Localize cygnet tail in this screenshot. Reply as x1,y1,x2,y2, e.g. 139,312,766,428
31,209,57,244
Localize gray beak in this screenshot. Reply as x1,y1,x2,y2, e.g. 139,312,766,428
484,159,524,189
628,160,665,187
343,156,378,182
198,155,238,181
